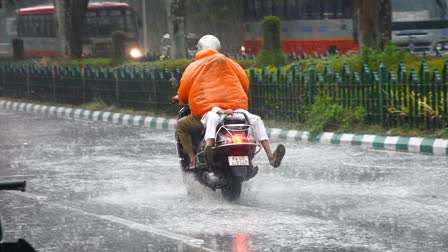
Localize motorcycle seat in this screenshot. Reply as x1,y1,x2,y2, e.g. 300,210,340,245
222,116,247,125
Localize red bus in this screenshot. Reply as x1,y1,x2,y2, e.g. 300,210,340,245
242,0,359,56
16,2,142,58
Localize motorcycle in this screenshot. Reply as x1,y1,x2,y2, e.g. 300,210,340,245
0,180,37,252
175,106,260,201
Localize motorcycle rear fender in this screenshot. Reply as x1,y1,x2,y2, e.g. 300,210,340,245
214,143,257,157
230,166,248,178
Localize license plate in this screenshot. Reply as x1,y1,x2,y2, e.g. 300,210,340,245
228,156,249,166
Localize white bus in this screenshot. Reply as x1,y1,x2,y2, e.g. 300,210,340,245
392,0,448,54
0,17,16,57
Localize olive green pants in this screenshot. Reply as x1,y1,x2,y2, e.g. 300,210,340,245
176,114,204,156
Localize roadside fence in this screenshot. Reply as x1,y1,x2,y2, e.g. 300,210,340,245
1,60,447,129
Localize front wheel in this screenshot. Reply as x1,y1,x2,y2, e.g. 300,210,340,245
221,176,242,201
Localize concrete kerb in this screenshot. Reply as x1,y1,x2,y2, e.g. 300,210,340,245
1,99,447,157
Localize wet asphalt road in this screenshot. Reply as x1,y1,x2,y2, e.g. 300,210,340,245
1,109,448,252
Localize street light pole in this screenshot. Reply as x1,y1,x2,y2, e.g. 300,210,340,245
166,0,176,59
170,0,185,59
141,0,148,55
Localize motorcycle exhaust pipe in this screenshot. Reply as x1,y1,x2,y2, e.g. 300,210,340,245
202,171,219,188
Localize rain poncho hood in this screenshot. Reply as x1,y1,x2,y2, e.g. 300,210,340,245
177,49,249,118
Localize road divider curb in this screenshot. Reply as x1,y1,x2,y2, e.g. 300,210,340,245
0,100,177,130
1,99,447,156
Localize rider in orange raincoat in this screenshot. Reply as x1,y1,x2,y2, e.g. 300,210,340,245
177,48,249,118
174,35,285,169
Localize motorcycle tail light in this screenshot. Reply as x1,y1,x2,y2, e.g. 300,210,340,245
226,133,249,143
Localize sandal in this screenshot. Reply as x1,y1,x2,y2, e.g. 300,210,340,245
269,144,285,168
188,157,196,170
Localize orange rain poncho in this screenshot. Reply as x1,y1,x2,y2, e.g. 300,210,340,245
177,49,249,118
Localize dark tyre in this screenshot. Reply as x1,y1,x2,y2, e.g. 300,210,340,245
221,176,242,201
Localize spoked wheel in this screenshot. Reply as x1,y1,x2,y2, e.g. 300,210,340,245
221,176,242,201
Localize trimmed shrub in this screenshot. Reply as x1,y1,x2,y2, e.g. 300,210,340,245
361,42,407,70
111,31,127,66
256,16,285,66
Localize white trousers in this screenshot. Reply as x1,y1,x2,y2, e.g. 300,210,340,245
200,109,269,141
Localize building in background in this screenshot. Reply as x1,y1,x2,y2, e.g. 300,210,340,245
0,0,50,56
1,0,245,59
127,0,244,58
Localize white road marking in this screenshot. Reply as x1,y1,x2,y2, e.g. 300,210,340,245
5,191,215,252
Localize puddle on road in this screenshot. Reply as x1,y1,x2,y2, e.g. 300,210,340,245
1,110,448,251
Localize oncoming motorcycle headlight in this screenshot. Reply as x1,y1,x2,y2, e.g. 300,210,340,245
129,48,143,59
240,45,246,55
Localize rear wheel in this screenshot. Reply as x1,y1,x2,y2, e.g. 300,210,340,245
221,176,242,201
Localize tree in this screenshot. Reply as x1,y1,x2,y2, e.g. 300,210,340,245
187,0,243,53
54,0,89,58
356,0,392,51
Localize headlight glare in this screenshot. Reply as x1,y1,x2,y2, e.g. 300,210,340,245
129,48,143,59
